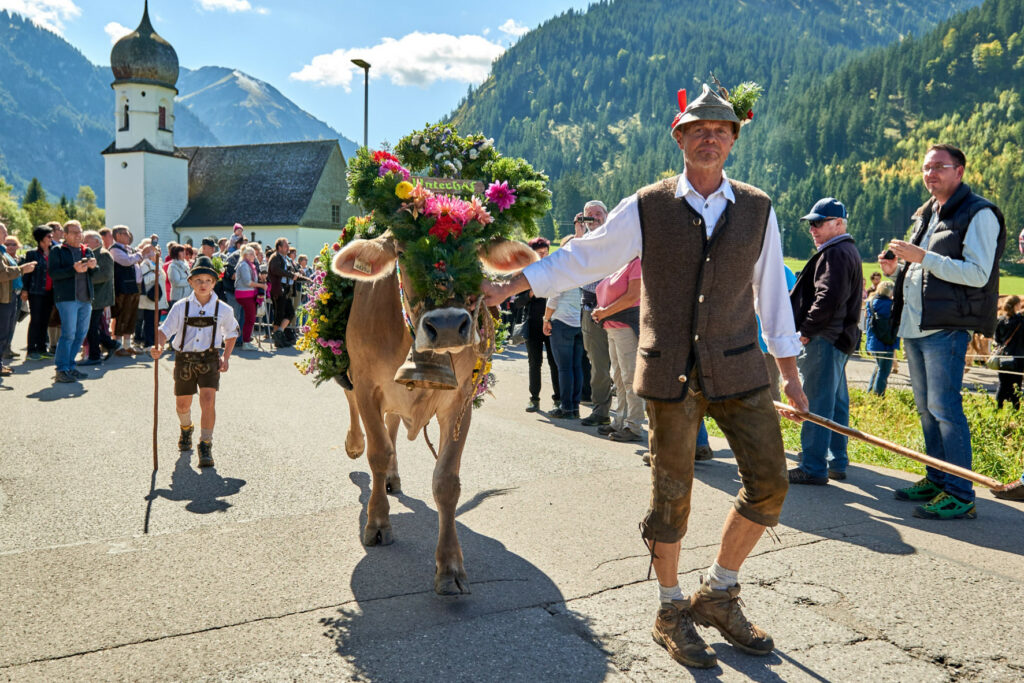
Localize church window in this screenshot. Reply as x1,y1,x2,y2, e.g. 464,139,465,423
331,204,341,224
120,104,130,131
158,106,168,130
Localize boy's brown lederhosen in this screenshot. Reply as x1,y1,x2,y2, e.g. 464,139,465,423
173,300,221,396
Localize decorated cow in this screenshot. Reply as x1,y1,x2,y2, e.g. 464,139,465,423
297,124,550,594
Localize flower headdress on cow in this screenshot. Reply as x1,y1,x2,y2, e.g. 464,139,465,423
669,74,763,135
296,123,551,388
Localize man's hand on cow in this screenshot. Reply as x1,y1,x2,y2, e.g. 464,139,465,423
889,239,925,264
481,280,510,307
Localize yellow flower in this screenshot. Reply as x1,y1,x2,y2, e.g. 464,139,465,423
395,181,414,199
320,315,328,322
319,292,331,304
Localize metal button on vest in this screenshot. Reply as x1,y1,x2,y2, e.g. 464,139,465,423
694,334,700,341
698,295,705,303
678,374,687,383
706,257,711,262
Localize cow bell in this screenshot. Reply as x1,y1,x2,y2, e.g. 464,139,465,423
394,348,458,390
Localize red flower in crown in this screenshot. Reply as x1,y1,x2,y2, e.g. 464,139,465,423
433,260,447,271
428,215,463,243
372,150,399,164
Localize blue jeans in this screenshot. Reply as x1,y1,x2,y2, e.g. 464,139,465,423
903,330,974,502
697,419,709,447
869,352,894,395
797,337,850,477
549,320,583,412
54,299,92,373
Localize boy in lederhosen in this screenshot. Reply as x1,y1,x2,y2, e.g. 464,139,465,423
150,256,238,467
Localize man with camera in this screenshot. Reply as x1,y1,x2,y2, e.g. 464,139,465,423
573,200,615,427
49,220,98,383
879,143,1005,520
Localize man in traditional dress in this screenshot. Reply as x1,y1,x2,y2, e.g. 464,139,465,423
484,84,808,669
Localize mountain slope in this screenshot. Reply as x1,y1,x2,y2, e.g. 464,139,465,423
447,0,983,237
177,67,359,160
0,11,356,204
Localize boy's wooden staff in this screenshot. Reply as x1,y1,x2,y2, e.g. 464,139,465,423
152,248,161,471
773,400,1011,492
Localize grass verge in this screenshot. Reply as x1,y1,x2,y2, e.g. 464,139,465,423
706,387,1024,485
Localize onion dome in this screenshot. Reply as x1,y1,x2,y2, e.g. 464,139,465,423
110,1,179,89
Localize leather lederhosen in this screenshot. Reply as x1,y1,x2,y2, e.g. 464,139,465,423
173,300,221,394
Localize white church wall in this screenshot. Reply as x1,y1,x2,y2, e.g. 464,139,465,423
143,154,188,248
114,83,176,153
104,152,146,235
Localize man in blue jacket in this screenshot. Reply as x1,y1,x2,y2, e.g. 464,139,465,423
48,220,98,383
789,198,864,484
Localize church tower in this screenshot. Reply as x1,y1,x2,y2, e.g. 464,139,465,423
102,1,188,246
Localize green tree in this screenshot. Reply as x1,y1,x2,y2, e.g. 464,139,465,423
23,200,68,229
75,186,105,230
22,177,45,206
0,176,32,243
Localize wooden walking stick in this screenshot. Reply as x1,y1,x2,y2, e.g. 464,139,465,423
152,248,161,472
773,400,1012,492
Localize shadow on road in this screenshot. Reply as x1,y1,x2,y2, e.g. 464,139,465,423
695,450,1024,557
146,449,246,514
27,383,87,401
319,471,610,681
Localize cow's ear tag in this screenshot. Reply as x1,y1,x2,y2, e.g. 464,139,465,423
353,259,372,275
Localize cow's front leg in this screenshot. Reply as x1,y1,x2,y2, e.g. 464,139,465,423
385,412,402,495
343,389,365,459
433,411,469,595
356,395,394,547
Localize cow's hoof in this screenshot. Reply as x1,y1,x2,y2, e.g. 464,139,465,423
385,474,402,495
434,567,470,596
362,523,393,547
345,431,364,459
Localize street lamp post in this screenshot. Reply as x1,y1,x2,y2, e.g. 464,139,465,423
351,59,371,150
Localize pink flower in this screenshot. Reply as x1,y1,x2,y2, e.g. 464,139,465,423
400,181,433,219
378,159,410,180
425,195,471,225
485,181,517,212
465,196,493,225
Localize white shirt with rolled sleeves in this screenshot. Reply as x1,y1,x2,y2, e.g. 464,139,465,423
159,291,239,352
522,172,803,360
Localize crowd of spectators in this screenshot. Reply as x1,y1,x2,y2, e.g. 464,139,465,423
0,220,314,386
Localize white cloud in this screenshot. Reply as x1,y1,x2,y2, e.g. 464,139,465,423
104,21,132,44
0,0,81,35
196,0,266,13
498,19,529,38
290,32,505,91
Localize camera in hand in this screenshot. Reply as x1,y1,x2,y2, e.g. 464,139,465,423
578,216,596,223
882,249,895,260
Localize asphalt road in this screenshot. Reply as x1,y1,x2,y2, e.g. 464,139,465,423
1,342,1021,681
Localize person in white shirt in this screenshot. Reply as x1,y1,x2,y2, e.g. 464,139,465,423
483,83,809,670
150,256,238,468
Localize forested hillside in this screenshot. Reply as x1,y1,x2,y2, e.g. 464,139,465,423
731,0,1024,260
447,0,982,240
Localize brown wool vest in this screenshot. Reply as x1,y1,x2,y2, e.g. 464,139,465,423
635,176,772,401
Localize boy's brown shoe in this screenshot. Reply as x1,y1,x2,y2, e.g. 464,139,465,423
197,440,214,468
178,425,194,452
651,600,717,669
690,576,774,655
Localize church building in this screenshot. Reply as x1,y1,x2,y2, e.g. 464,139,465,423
103,2,354,256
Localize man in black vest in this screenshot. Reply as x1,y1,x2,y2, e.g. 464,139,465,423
788,198,863,485
484,83,809,669
880,143,1005,520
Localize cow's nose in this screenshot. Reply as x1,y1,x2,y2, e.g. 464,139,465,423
423,318,439,343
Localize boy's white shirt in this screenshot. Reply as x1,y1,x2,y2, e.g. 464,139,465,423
159,291,239,352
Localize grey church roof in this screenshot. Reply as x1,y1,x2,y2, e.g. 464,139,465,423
173,140,338,228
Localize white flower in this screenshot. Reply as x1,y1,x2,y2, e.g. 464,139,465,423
411,135,421,145
482,138,493,150
435,153,443,160
420,145,429,153
468,149,478,160
454,159,463,170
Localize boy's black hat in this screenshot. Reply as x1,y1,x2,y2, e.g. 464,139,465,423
189,256,219,279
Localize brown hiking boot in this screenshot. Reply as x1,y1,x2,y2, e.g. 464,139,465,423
651,599,717,669
690,576,774,655
178,425,194,452
197,440,214,468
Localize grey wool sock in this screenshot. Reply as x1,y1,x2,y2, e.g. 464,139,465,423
177,411,192,428
658,582,684,605
707,562,739,591
200,428,213,444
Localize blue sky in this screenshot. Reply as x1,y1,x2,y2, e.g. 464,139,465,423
2,0,589,147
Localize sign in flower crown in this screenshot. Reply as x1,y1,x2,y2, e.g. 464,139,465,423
295,123,551,387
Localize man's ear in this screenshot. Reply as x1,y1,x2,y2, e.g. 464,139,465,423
332,236,399,280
